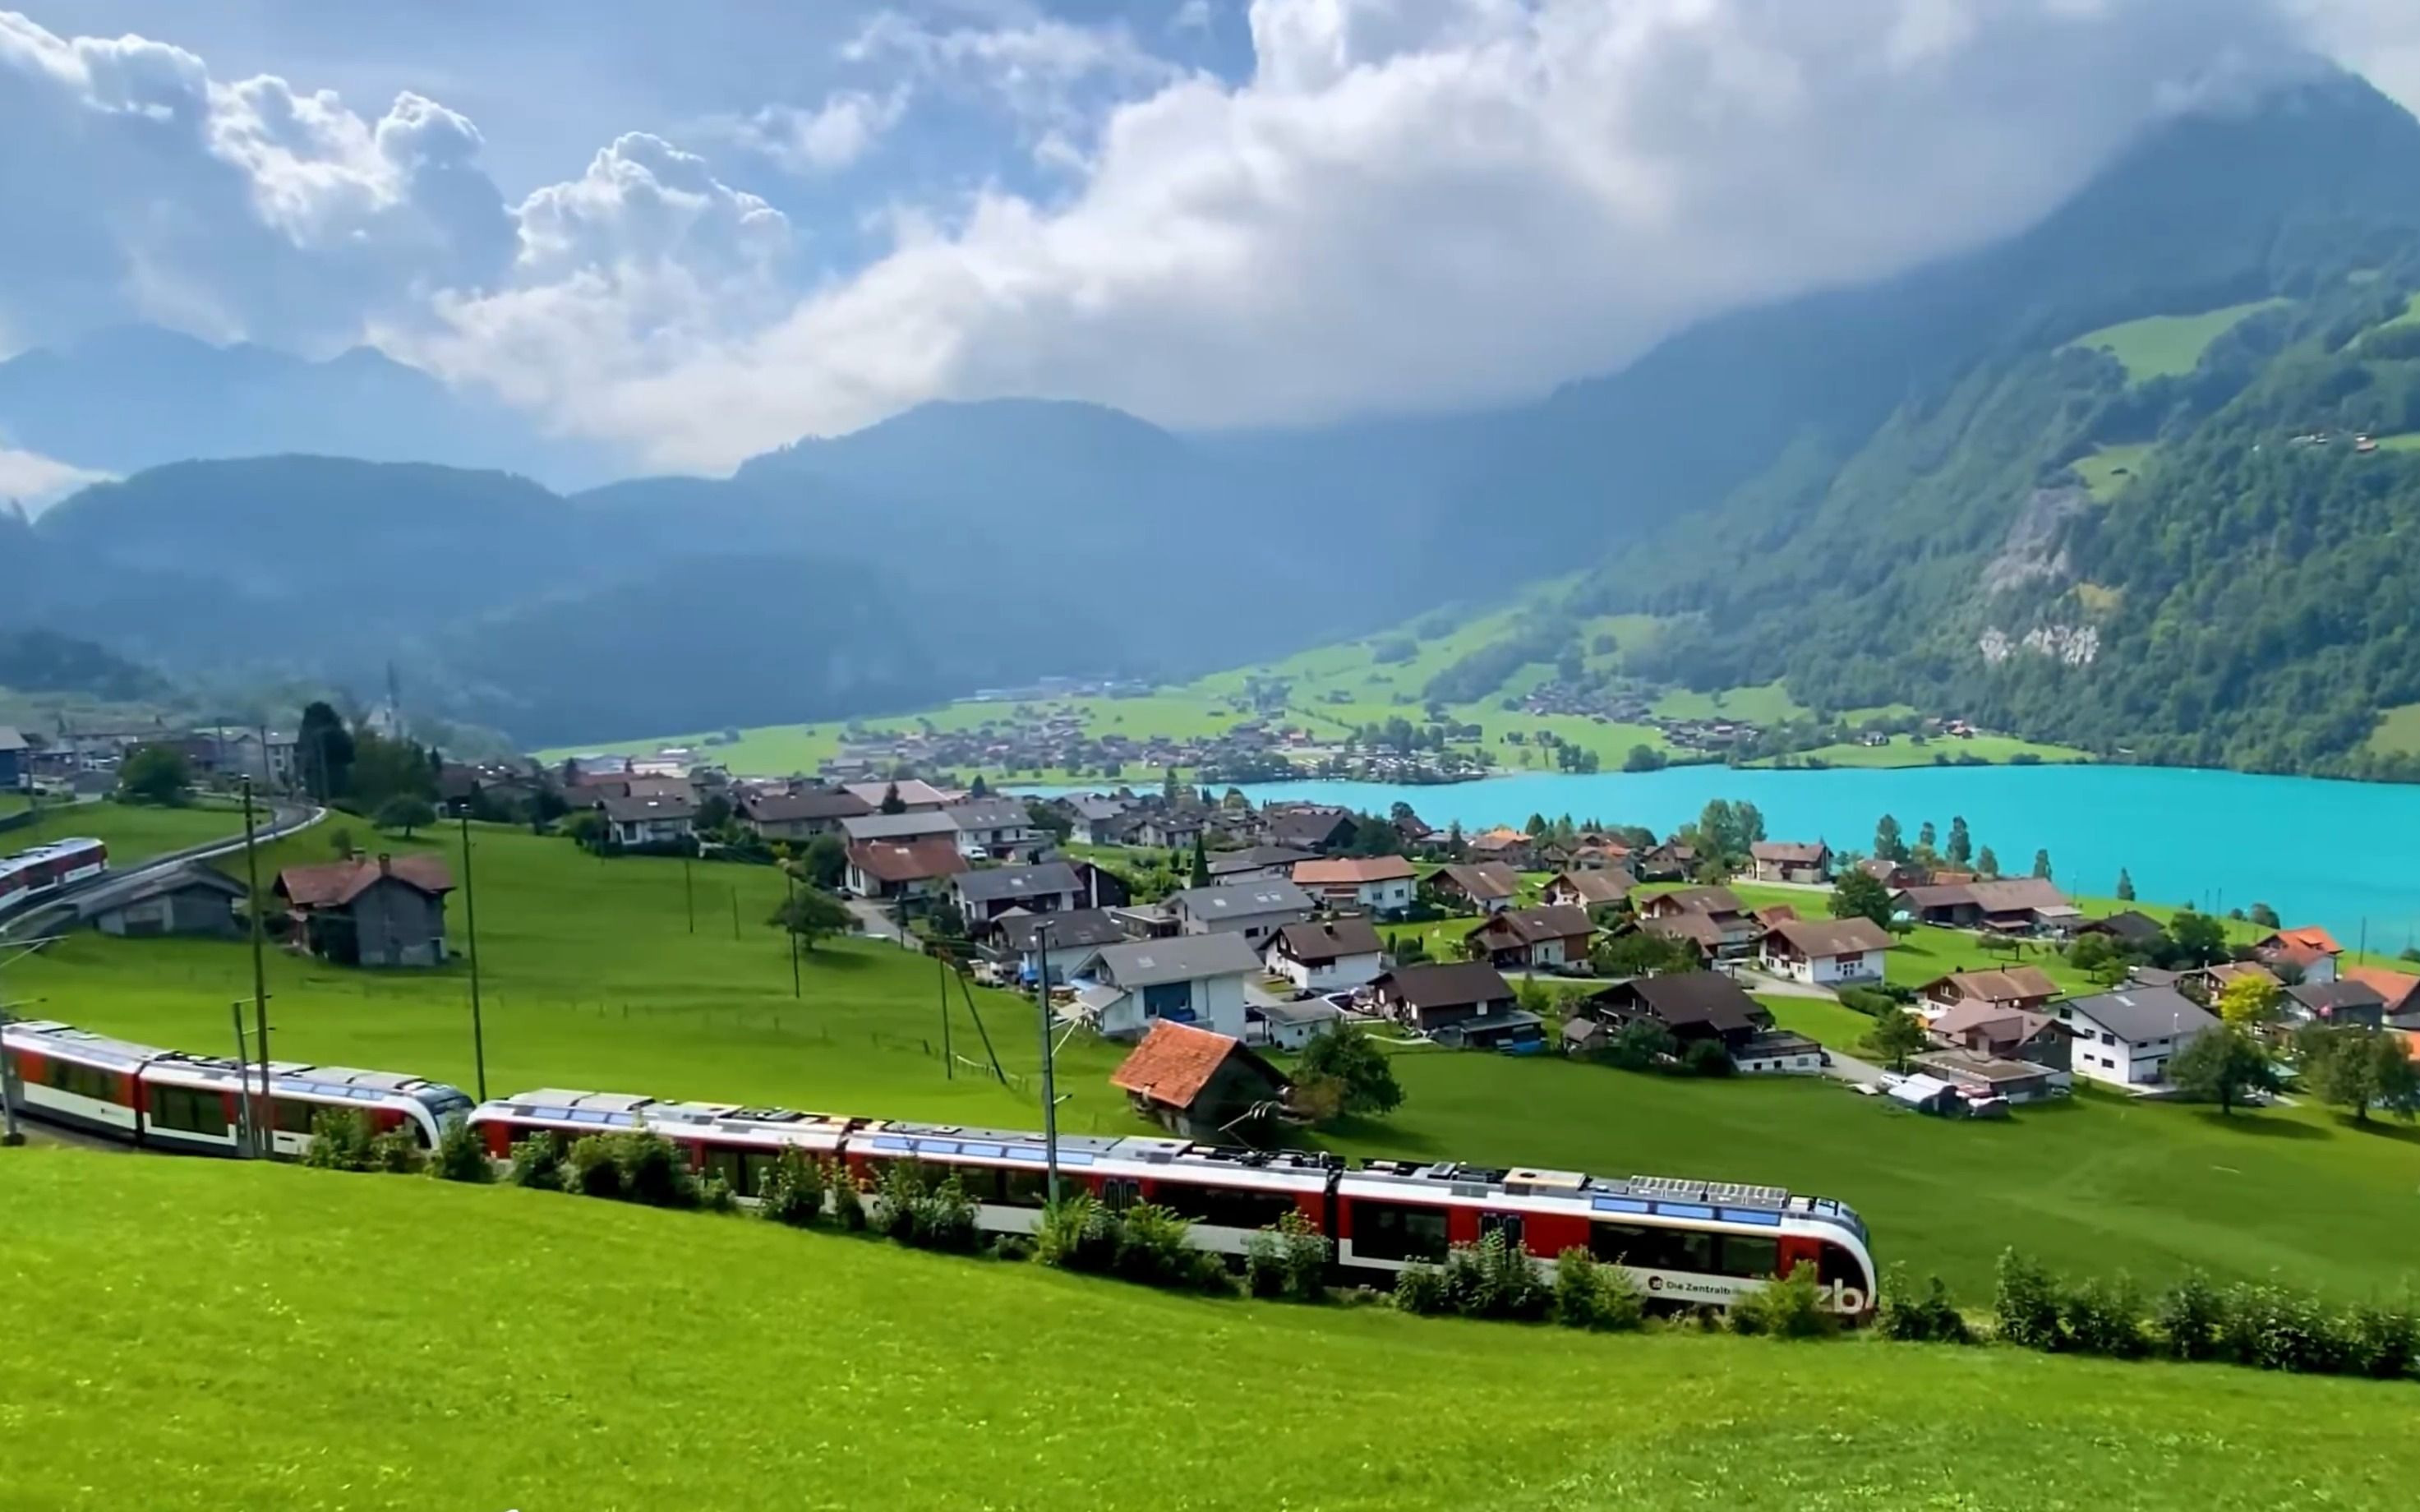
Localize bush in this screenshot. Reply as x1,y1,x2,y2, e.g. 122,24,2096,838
2154,1272,2225,1362
1394,1261,1450,1316
2060,1272,2146,1359
2219,1280,2351,1375
302,1109,376,1171
1728,1261,1838,1339
1876,1264,1972,1344
699,1173,739,1215
1993,1249,2064,1351
612,1128,701,1209
1244,1210,1331,1303
509,1135,565,1191
1835,986,1895,1018
758,1147,826,1228
429,1118,494,1184
1440,1230,1551,1321
1681,1037,1735,1078
2343,1298,2420,1381
564,1135,625,1199
1035,1194,1121,1275
1552,1249,1646,1332
1114,1204,1227,1293
827,1164,867,1231
869,1160,925,1242
369,1125,426,1174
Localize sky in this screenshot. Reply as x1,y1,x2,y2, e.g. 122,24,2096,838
5,0,2420,478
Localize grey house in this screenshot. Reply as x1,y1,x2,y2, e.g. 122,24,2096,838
77,864,248,938
1169,880,1314,944
275,854,454,968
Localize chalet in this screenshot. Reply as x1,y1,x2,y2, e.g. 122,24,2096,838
1584,972,1772,1053
949,861,1082,924
597,793,695,849
995,908,1127,984
2283,980,2385,1030
1427,862,1522,915
2181,960,2279,1002
2051,986,2216,1090
1074,933,1261,1041
75,863,246,939
1544,869,1634,911
841,811,958,846
1636,841,1697,882
1169,880,1314,944
1067,860,1132,911
842,779,954,813
1247,998,1348,1053
1109,1021,1291,1144
1890,878,2074,933
2345,966,2420,1026
1463,905,1594,970
1749,841,1832,885
1290,855,1417,918
1635,887,1759,957
1208,845,1315,883
1855,857,1927,889
944,796,1044,861
1130,809,1212,850
1633,912,1721,960
1367,961,1520,1039
2077,910,2164,947
844,837,967,901
1058,794,1136,846
274,854,453,968
1757,916,1891,985
1918,966,2059,1020
737,786,874,841
1926,1001,2072,1070
1466,827,1535,869
2253,926,2343,985
1262,917,1385,993
1751,904,1798,928
1265,806,1359,854
1910,1049,2069,1104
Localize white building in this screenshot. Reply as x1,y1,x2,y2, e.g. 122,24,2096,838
2054,986,2217,1090
1072,933,1259,1040
1249,998,1348,1052
1261,918,1385,993
598,794,695,848
1758,917,1892,985
1289,855,1417,919
945,796,1044,861
1169,881,1314,946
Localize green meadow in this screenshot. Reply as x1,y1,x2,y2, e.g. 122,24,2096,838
2068,299,2288,382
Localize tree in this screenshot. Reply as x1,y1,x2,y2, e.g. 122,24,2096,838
2216,974,2280,1030
1594,1019,1677,1072
2248,901,2280,929
2300,1026,2420,1126
1622,744,1666,772
1735,801,1767,846
927,897,969,943
1524,812,1550,840
2115,868,2136,901
1189,832,1211,888
879,782,906,816
772,887,855,952
801,833,848,891
299,700,355,800
1861,1008,1929,1072
1917,820,1937,855
2169,1021,2279,1115
1945,817,1972,869
1591,929,1699,978
116,744,191,807
374,795,436,838
1294,1022,1404,1118
2165,908,2229,967
1874,814,1907,864
1026,800,1072,844
2030,849,2053,881
1975,846,2000,878
968,774,990,799
1830,869,1893,929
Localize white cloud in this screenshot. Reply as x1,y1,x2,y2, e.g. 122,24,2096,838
735,88,910,173
1171,0,1217,36
0,446,110,515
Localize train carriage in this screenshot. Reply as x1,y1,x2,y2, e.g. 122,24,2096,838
0,837,108,910
466,1090,857,1199
3,1020,154,1140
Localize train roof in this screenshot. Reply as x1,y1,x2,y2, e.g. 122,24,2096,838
2,1019,166,1070
0,837,106,878
1339,1160,1869,1244
861,1121,1340,1187
475,1088,855,1144
4,1026,464,1108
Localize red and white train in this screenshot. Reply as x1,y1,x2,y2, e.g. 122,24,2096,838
0,837,108,910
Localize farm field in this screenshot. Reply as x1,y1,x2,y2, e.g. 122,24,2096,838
2076,441,2157,500
2067,298,2287,381
6,1152,2412,1512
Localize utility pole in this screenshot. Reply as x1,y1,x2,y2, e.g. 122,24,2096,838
938,951,953,1080
240,779,272,1154
459,809,488,1102
229,1001,254,1158
1035,916,1060,1205
785,868,801,999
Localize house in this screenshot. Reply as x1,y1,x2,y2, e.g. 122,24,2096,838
1128,808,1213,850
0,726,29,789
1208,845,1315,883
2052,986,2217,1090
1262,917,1385,993
1466,827,1535,869
1911,1050,2069,1104
2254,926,2343,985
738,787,873,841
1856,856,1928,889
841,811,960,846
1890,878,2074,933
274,854,453,967
943,796,1043,861
1918,966,2060,1020
842,779,953,813
1749,841,1832,885
2345,966,2420,1026
1265,806,1358,853
844,837,968,901
1247,998,1348,1052
1427,862,1522,915
1058,794,1136,846
1290,855,1417,918
2181,960,2279,1002
2077,910,2164,947
1367,960,1517,1030
1463,905,1594,970
1636,887,1759,957
1636,841,1696,882
1109,1021,1291,1143
2283,980,2385,1029
597,793,696,849
1067,860,1132,911
75,863,247,938
1170,881,1314,943
1756,916,1890,984
996,908,1128,984
1074,933,1261,1040
1583,972,1773,1052
208,728,299,789
1926,1001,2072,1070
950,861,1082,924
1544,869,1634,911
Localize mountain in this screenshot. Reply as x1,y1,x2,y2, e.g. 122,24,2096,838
0,327,621,491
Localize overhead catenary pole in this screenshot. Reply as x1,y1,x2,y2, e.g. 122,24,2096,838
241,779,273,1157
460,808,488,1103
229,1001,252,1158
1035,915,1060,1205
786,868,801,999
938,952,953,1080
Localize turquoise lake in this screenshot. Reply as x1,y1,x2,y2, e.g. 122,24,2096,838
1179,766,2420,947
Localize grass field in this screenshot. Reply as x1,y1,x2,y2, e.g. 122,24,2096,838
2076,441,2157,500
2069,299,2288,382
1753,734,2092,769
2364,703,2420,758
8,798,251,866
2376,431,2420,454
8,1151,2416,1512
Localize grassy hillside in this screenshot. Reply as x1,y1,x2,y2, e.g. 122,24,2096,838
4,1150,2413,1512
2067,298,2289,381
9,798,252,865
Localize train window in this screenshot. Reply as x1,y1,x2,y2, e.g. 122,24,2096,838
274,1099,322,1134
150,1086,227,1136
1817,1242,1863,1289
1592,1221,1714,1274
1000,1169,1053,1208
1353,1201,1449,1264
744,1152,777,1199
1159,1182,1297,1231
1718,1233,1781,1279
47,1062,115,1103
944,1164,1005,1205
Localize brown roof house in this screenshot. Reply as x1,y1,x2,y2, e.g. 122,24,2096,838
739,786,873,841
1636,887,1759,956
1891,878,2076,933
275,853,454,967
844,837,967,901
1926,1001,2072,1071
1367,961,1537,1049
1757,916,1892,985
1583,972,1773,1053
1919,966,2059,1020
1463,905,1595,970
1262,917,1385,993
1291,855,1417,917
1749,841,1832,885
1426,862,1522,915
1543,869,1634,912
1109,1021,1291,1145
2253,926,2344,985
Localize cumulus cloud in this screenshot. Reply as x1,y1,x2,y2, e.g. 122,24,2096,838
735,89,910,173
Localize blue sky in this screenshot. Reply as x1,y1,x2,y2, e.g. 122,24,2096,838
2,0,2417,482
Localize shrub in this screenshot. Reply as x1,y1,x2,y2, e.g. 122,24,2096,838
2154,1272,2225,1362
827,1163,867,1231
1113,1204,1226,1293
1836,986,1894,1017
1440,1230,1551,1321
1394,1261,1450,1316
2220,1280,2350,1375
1552,1249,1645,1332
1035,1195,1120,1275
2060,1272,2146,1359
1993,1249,2063,1351
1681,1038,1735,1078
564,1135,625,1199
1728,1261,1838,1339
914,1176,981,1253
869,1160,925,1242
429,1118,494,1184
370,1125,426,1175
758,1147,826,1228
1875,1264,1972,1344
1245,1210,1331,1303
2342,1298,2419,1381
698,1173,739,1215
302,1109,376,1171
613,1128,701,1209
509,1135,564,1191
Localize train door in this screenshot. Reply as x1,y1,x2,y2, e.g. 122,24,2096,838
1478,1211,1525,1252
1102,1178,1141,1212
